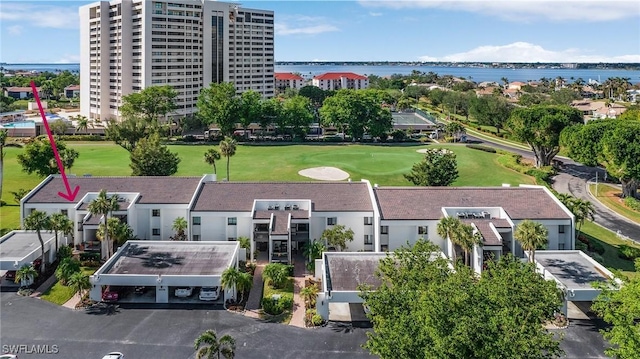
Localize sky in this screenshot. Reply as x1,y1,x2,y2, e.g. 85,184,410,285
0,0,639,63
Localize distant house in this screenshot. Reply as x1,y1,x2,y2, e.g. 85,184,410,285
570,100,627,120
4,86,39,100
627,89,640,103
507,81,526,90
274,73,304,92
64,85,80,98
312,72,369,91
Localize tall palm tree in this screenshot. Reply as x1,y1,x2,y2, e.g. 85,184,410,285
458,223,483,267
219,136,237,181
204,148,221,175
437,216,463,263
67,271,91,300
194,329,236,359
514,219,548,263
62,219,75,249
15,264,38,287
171,217,188,241
236,236,251,260
236,272,252,304
221,267,241,302
88,189,120,258
573,199,595,235
0,129,7,201
49,213,71,257
23,210,51,275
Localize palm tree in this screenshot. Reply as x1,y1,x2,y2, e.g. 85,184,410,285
236,236,251,260
221,267,241,302
236,272,252,304
62,219,75,249
303,240,326,271
67,271,91,300
219,136,237,181
437,216,463,263
0,129,7,201
15,264,38,287
501,77,509,89
49,213,71,257
514,219,549,262
458,223,483,267
75,115,89,135
204,148,221,175
88,189,120,258
171,217,188,241
300,283,319,309
23,210,51,275
194,329,236,359
573,199,595,235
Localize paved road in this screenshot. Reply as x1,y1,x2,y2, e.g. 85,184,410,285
465,134,640,242
0,293,372,359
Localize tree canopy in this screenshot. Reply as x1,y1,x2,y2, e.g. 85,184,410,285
129,133,180,176
404,148,458,186
197,82,241,136
561,120,640,198
105,117,150,152
469,94,513,133
319,89,393,140
320,224,354,251
17,138,79,178
507,105,583,167
120,85,178,126
360,239,564,359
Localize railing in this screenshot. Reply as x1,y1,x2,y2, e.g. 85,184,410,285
254,232,268,241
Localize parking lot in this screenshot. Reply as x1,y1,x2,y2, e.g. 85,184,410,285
0,292,609,359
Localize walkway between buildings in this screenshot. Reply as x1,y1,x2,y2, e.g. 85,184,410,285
244,253,268,319
289,254,308,328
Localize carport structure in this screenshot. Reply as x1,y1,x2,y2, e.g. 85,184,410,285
0,230,57,271
316,252,386,322
535,250,620,317
90,241,239,304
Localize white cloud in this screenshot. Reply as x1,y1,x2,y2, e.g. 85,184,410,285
8,25,22,35
55,54,81,64
358,0,640,22
275,15,340,36
0,3,79,29
369,12,383,16
418,42,640,63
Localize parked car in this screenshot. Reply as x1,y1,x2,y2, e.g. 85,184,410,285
199,286,221,301
102,286,120,302
101,352,124,359
134,286,146,295
4,270,17,282
0,354,18,359
175,286,193,297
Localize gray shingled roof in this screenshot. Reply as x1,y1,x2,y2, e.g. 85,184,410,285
271,212,289,235
193,182,373,212
254,210,308,220
375,187,570,220
26,177,202,204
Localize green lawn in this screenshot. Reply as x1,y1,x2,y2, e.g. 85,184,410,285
580,221,640,276
40,267,96,305
1,142,534,231
589,184,640,224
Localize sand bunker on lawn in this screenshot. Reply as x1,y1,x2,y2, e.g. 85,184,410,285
298,167,350,181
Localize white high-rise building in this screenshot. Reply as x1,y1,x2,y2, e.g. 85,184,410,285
80,0,275,121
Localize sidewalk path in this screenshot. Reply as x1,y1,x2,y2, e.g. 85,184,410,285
244,264,264,319
62,293,82,309
30,274,57,298
289,257,307,328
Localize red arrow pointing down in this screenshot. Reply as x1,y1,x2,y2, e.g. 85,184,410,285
30,81,80,202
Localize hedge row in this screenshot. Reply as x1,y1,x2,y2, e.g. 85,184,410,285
261,293,293,315
497,153,554,187
618,244,640,260
624,197,640,212
465,144,497,153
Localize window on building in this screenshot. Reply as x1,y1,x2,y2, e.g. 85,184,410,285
327,217,337,226
558,243,565,250
152,209,160,217
364,217,373,225
228,217,237,225
61,209,68,216
152,228,160,236
364,235,373,245
192,216,201,225
380,226,389,235
418,226,428,235
228,237,236,241
559,225,565,234
193,234,200,241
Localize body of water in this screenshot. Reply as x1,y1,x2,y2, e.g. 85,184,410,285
2,63,639,84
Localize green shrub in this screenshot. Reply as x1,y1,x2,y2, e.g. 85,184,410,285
5,142,23,148
263,263,290,289
575,241,588,252
589,240,605,255
261,293,293,315
624,197,640,212
465,144,497,153
57,246,73,261
55,258,81,285
79,252,100,261
58,135,105,141
618,244,640,260
588,251,604,264
312,313,324,326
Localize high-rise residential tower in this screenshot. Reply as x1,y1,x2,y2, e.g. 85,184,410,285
80,0,274,121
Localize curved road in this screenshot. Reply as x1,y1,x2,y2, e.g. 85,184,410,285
464,134,640,242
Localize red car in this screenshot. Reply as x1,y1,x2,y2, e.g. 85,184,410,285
4,270,17,282
102,286,120,302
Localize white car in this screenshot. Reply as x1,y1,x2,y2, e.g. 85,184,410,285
174,287,193,297
101,352,124,359
199,286,221,301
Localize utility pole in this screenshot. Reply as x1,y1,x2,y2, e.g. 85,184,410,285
595,171,599,197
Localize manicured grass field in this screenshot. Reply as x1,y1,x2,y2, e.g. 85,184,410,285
40,267,96,305
589,183,640,223
580,221,640,277
0,142,534,232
